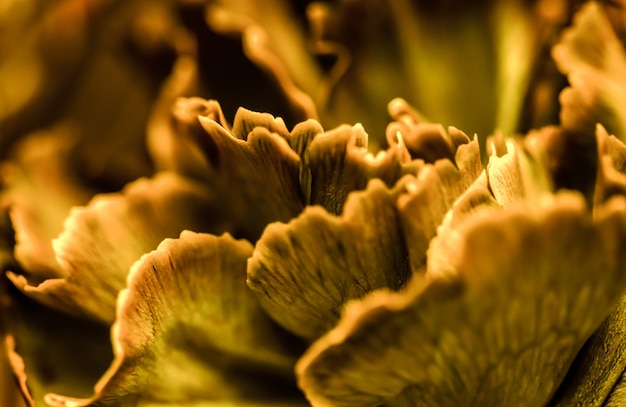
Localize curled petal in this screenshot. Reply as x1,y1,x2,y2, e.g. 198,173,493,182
297,193,626,406
248,179,410,341
146,57,207,179
8,173,218,323
46,232,302,406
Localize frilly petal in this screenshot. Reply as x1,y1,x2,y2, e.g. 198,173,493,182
194,107,304,240
387,98,470,163
486,135,554,206
397,137,483,273
7,172,218,323
307,123,422,215
552,2,626,139
231,105,290,140
46,232,303,406
425,184,501,282
297,193,626,406
248,179,410,341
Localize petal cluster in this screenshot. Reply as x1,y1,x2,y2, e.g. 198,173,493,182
1,1,626,407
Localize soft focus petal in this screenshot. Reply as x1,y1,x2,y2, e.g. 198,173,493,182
3,336,31,407
0,126,94,282
0,0,186,187
248,178,410,341
1,280,29,407
7,172,218,323
551,297,626,406
149,96,225,180
204,0,321,120
307,0,567,145
595,125,626,205
46,232,303,406
552,1,626,139
527,125,598,206
0,0,98,147
548,124,626,406
297,193,626,406
4,289,112,407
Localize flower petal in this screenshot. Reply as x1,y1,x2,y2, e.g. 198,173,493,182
386,98,472,162
2,336,30,407
550,296,626,406
552,1,626,139
149,96,227,181
248,178,410,341
595,125,626,204
297,193,626,406
306,123,421,215
8,172,218,323
397,137,483,272
605,368,626,407
46,231,303,406
1,127,94,282
205,0,321,120
195,110,304,240
526,125,598,206
486,136,554,206
231,105,290,141
425,184,501,282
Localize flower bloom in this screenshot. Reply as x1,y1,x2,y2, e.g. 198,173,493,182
1,1,626,406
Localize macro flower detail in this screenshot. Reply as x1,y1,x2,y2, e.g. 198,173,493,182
2,0,626,407
46,231,303,406
297,191,626,406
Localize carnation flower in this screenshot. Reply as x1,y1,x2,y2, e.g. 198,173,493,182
1,1,626,406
